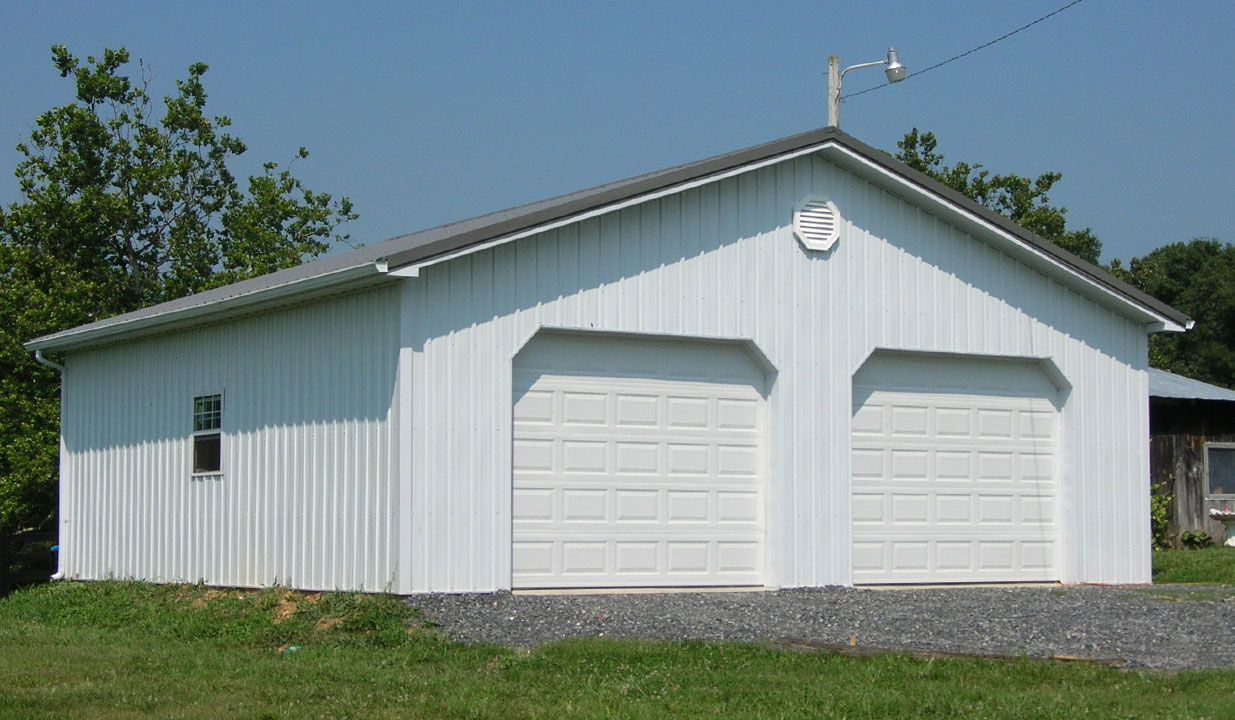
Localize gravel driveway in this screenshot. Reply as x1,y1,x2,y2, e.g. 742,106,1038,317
407,585,1235,671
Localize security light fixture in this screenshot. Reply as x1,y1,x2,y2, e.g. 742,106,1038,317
827,47,907,127
883,48,906,83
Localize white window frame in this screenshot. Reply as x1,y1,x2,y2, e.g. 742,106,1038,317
191,390,224,477
1205,442,1235,497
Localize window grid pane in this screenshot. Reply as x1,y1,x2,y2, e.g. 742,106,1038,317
194,394,222,432
193,434,221,474
1209,446,1235,496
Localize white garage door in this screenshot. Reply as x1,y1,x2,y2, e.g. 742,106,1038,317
512,333,767,589
852,353,1060,584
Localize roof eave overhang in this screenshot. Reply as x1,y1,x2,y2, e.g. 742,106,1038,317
385,135,1188,333
26,127,1189,353
25,263,390,353
379,141,841,277
815,143,1189,333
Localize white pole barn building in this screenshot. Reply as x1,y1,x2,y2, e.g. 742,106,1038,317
26,127,1189,593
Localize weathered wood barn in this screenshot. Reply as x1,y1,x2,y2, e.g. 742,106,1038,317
1149,369,1235,545
27,127,1190,592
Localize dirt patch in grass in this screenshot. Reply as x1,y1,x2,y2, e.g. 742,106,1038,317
314,616,343,632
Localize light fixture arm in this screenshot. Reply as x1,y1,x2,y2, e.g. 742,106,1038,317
827,47,906,128
839,59,889,80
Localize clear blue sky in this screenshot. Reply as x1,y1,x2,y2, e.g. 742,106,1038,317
2,0,1232,263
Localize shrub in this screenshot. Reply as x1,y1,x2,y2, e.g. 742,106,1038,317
1181,531,1214,549
1150,483,1173,550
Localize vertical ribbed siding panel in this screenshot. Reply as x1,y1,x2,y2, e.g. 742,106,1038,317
59,284,400,591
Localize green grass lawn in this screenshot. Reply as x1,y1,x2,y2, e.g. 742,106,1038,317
1,582,1233,719
1153,546,1235,584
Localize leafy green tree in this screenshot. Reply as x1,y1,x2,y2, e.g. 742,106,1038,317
0,46,357,532
1110,239,1235,389
895,128,1102,264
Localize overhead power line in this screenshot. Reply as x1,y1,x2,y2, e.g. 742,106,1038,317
840,0,1087,101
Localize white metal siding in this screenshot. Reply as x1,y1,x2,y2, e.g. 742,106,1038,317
511,333,767,588
59,285,401,591
399,153,1150,592
851,354,1061,583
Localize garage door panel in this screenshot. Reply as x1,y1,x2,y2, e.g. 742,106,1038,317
513,390,554,423
890,406,929,436
667,443,709,475
512,488,554,521
852,538,1058,582
562,441,607,472
1020,411,1056,439
852,405,885,435
935,408,971,437
562,489,607,521
716,398,760,429
1020,495,1055,523
872,525,1057,539
614,442,658,473
891,450,929,478
1021,542,1055,570
513,542,553,575
615,490,658,521
615,395,658,426
512,538,761,586
514,361,765,588
514,519,763,535
852,357,1059,584
935,494,974,523
512,439,554,471
935,451,973,479
615,542,658,573
517,426,757,442
562,391,608,424
852,493,886,523
936,541,973,570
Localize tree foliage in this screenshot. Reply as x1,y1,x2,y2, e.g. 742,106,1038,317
1110,239,1235,389
0,46,357,532
895,129,1102,264
893,130,1235,388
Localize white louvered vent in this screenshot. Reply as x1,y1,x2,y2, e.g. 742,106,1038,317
793,198,841,251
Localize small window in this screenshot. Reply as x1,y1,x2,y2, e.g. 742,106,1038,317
192,394,222,475
1206,443,1235,497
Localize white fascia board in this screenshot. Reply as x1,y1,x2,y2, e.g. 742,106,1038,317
25,263,389,352
818,145,1187,333
388,142,837,277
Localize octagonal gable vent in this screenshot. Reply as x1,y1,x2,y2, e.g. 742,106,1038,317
793,198,841,251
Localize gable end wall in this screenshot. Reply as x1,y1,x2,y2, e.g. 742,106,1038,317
398,153,1150,591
